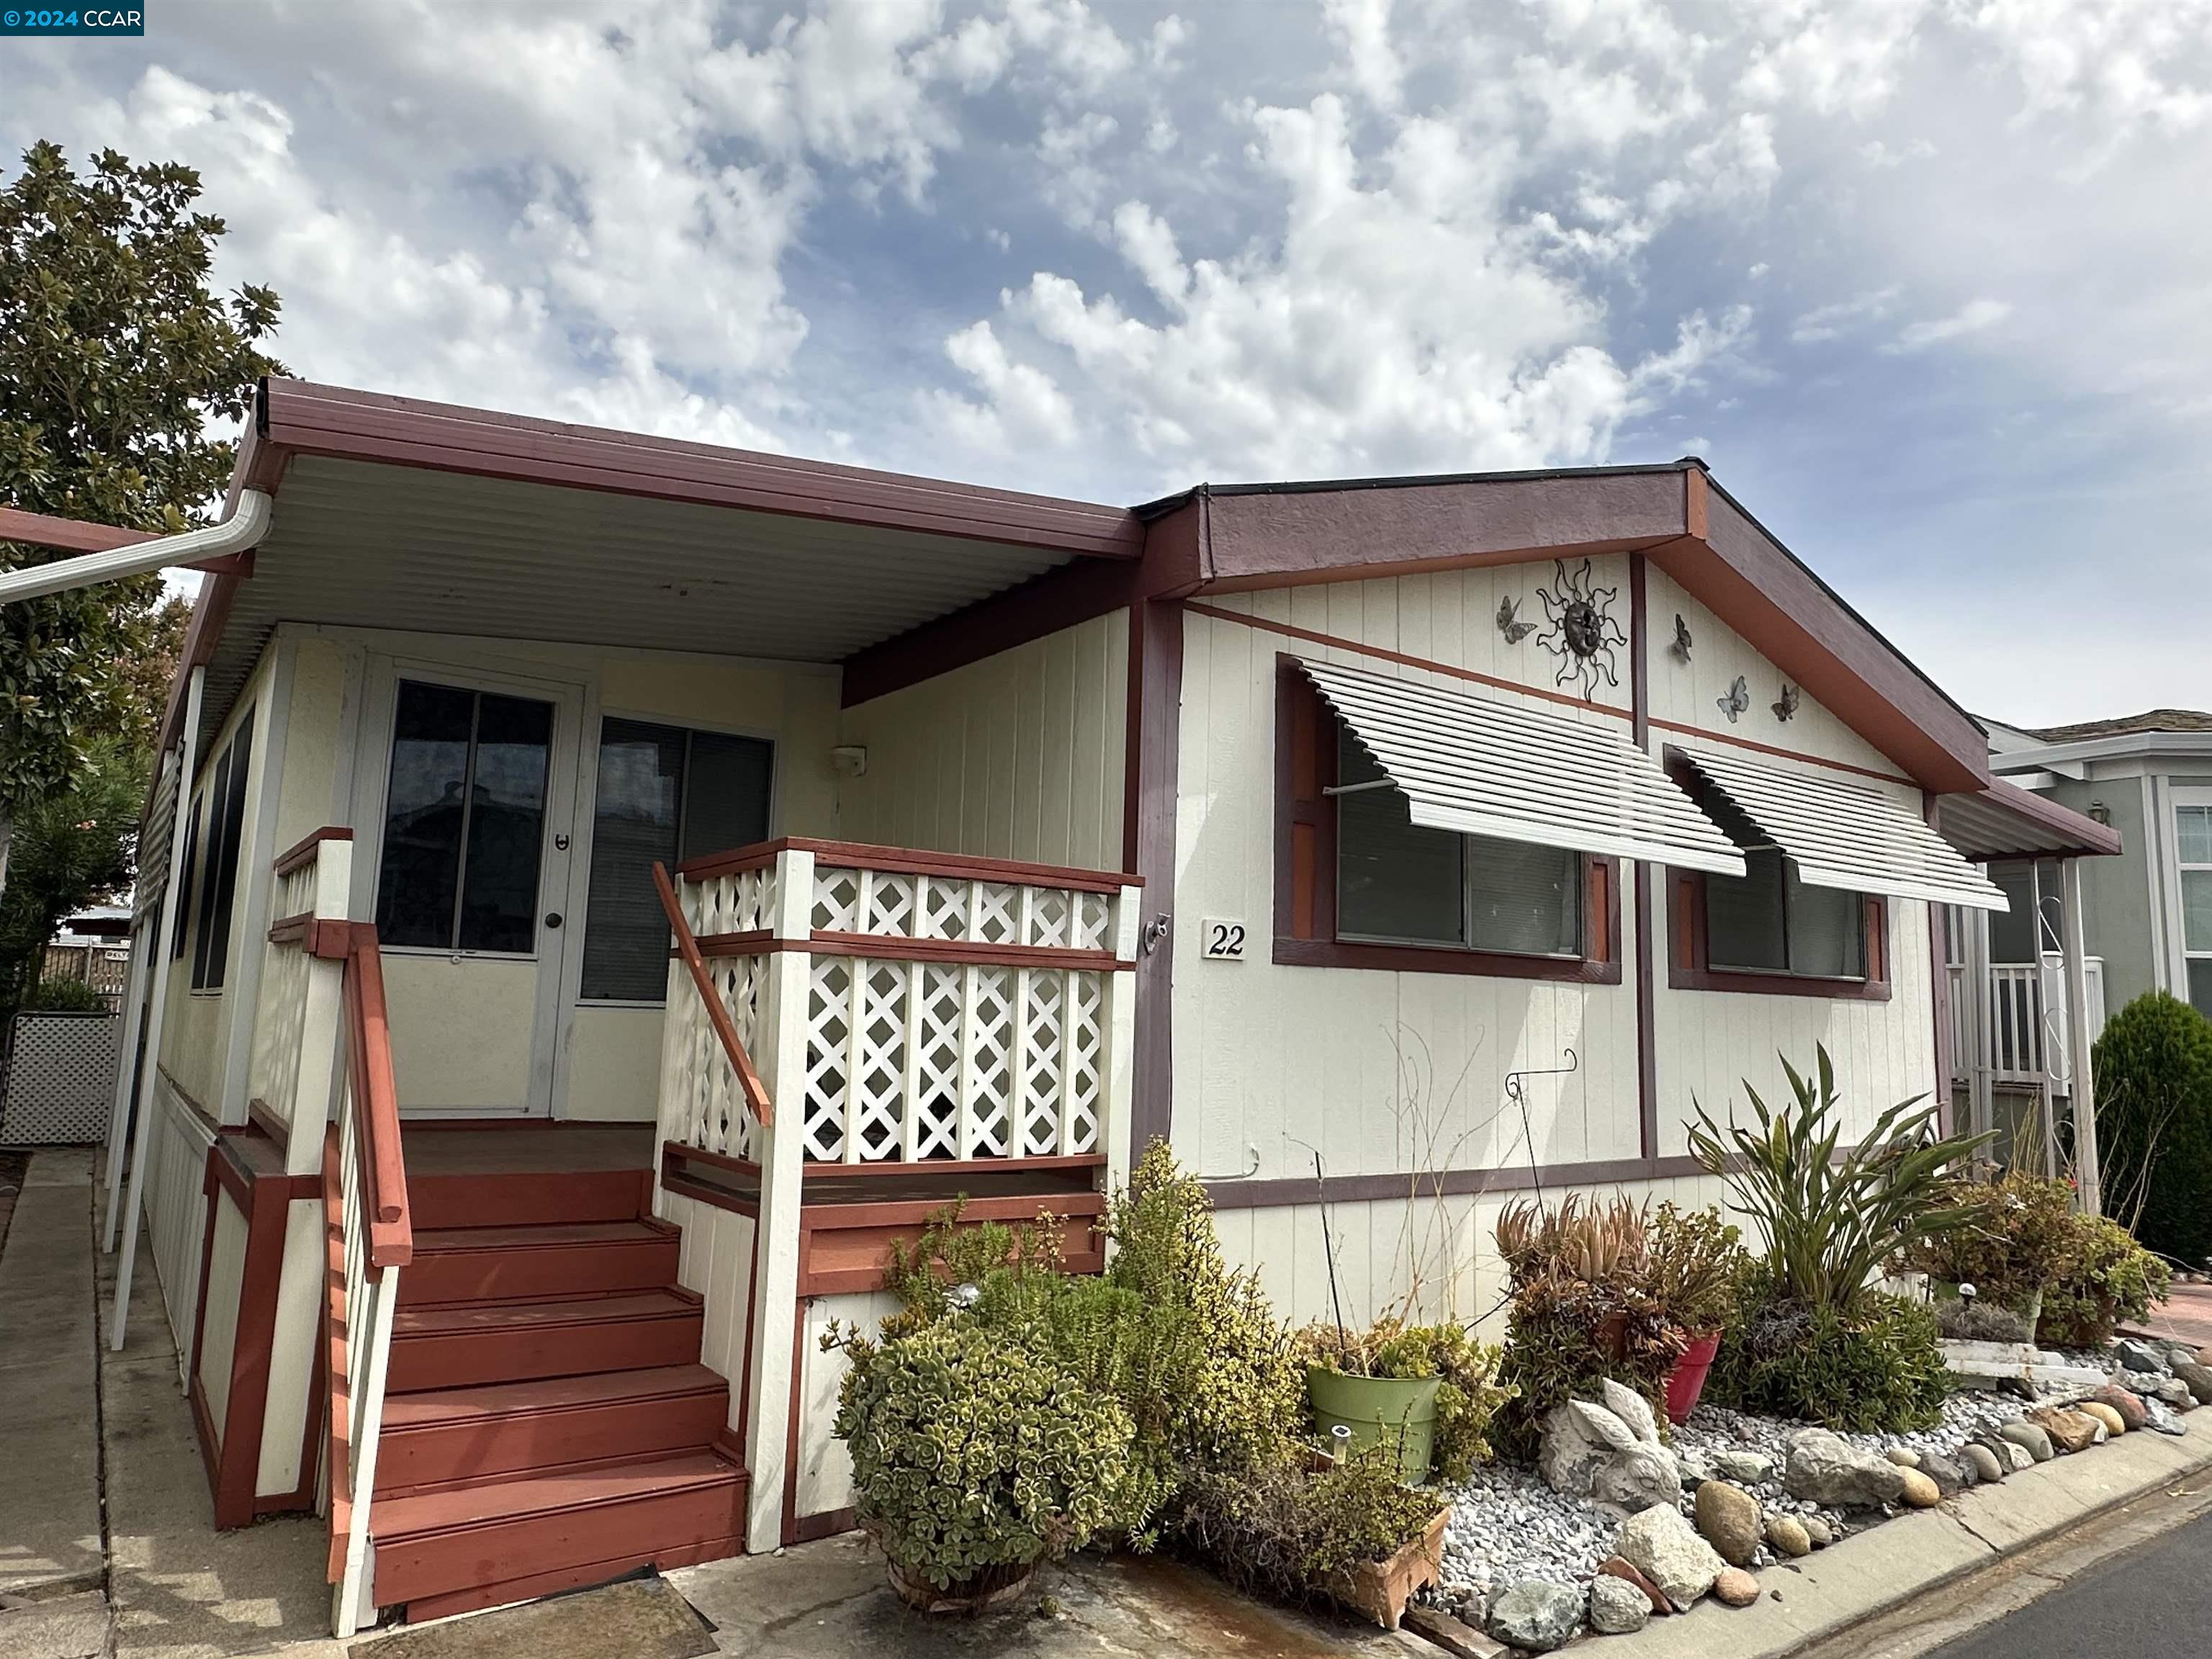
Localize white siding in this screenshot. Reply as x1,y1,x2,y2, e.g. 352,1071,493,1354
1176,558,1941,1324
142,1074,218,1366
836,611,1129,871
657,1187,760,1439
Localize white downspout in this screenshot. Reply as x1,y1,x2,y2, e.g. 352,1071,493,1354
0,489,272,603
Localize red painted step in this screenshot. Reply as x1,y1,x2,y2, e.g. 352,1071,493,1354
408,1168,652,1231
385,1288,706,1393
398,1219,680,1307
375,1364,731,1496
369,1449,748,1613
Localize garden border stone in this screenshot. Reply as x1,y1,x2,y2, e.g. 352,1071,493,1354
1583,1418,2212,1657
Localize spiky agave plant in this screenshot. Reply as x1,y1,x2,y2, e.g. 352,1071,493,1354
1687,1045,1992,1314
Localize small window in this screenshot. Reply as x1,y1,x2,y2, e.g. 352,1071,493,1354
191,708,256,991
580,719,774,1002
1703,849,1866,979
374,680,554,954
171,796,203,962
1274,667,1611,980
2180,804,2212,1020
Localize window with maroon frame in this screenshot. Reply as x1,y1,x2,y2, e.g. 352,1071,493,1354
1274,662,1619,981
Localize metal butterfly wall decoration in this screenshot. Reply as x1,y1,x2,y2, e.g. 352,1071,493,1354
1496,594,1536,644
1717,675,1750,724
1671,613,1693,664
1772,683,1800,723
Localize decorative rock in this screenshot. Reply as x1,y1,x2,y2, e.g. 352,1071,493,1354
2076,1401,2128,1438
1596,1556,1670,1617
1712,1568,1761,1608
1487,1581,1584,1653
1803,1516,1834,1547
1784,1429,1907,1509
1404,1607,1506,1659
1964,1443,2006,1483
2028,1406,2102,1454
2146,1376,2193,1409
1895,1469,1942,1508
1587,1575,1652,1636
1694,1481,1762,1567
2114,1339,2170,1375
1920,1451,1968,1496
1885,1447,1922,1467
1539,1388,1679,1510
1765,1515,1812,1558
1617,1506,1726,1612
2144,1398,2189,1437
1999,1421,2055,1462
1713,1450,1774,1485
2090,1383,2149,1431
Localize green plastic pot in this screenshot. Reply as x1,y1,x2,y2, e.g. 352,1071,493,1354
1306,1364,1440,1483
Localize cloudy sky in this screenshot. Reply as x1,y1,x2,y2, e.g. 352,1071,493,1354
6,0,2209,726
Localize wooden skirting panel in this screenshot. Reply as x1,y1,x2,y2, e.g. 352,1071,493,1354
795,1190,1106,1297
186,1129,320,1529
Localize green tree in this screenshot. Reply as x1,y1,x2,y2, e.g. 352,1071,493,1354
1,140,282,896
2093,991,2212,1269
0,735,146,1018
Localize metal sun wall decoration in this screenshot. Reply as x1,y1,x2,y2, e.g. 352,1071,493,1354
1717,675,1751,723
1535,558,1627,696
1496,594,1537,644
1773,683,1801,723
1671,613,1694,664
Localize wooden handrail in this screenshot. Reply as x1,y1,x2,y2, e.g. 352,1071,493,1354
341,924,412,1267
271,824,354,878
677,835,1141,895
654,860,773,1128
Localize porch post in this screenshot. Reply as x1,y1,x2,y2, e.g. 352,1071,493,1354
1102,883,1143,1193
110,666,203,1349
2062,858,2103,1215
742,846,814,1553
1966,868,1995,1150
99,919,156,1249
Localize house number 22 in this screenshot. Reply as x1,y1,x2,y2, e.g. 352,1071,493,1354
1202,918,1247,960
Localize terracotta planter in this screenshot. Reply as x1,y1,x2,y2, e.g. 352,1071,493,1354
1665,1331,1722,1425
1324,1506,1449,1629
1307,1365,1441,1483
886,1557,1039,1614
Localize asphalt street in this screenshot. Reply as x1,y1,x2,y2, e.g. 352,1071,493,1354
1930,1504,2212,1656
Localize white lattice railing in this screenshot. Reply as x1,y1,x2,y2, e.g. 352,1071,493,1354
657,839,1141,1168
252,830,354,1161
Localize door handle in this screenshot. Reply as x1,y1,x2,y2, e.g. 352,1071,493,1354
544,912,564,929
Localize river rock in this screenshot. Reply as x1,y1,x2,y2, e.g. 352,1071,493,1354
2114,1339,2170,1374
1895,1468,1941,1508
1712,1568,1761,1608
1617,1505,1726,1612
1999,1421,2054,1462
1784,1429,1907,1509
1765,1514,1812,1558
1488,1581,1584,1653
2090,1383,2149,1431
2030,1406,2103,1453
1920,1451,1969,1495
1884,1447,1921,1467
2077,1401,2127,1438
1596,1556,1670,1617
1804,1515,1833,1547
1714,1450,1774,1484
1587,1575,1651,1635
1694,1481,1762,1566
2144,1397,2189,1436
2174,1359,2212,1405
1964,1442,2005,1483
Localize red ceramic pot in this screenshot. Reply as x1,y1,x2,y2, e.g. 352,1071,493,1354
1665,1331,1722,1425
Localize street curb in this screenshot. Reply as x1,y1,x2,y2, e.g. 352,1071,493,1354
1593,1424,2212,1658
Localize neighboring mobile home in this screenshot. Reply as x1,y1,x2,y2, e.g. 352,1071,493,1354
0,379,2113,1632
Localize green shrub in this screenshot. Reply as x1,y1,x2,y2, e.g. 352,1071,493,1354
1176,1444,1439,1607
2036,1213,2174,1349
1898,1171,2074,1311
1648,1200,1750,1337
1492,1196,1683,1452
1295,1317,1514,1481
830,1321,1136,1591
1706,1263,1948,1431
22,976,106,1012
2094,991,2212,1268
1689,1044,1990,1313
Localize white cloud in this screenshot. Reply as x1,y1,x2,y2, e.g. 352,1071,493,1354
1884,297,2013,353
1791,286,1904,343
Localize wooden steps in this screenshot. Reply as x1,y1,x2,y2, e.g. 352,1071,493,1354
361,1155,747,1622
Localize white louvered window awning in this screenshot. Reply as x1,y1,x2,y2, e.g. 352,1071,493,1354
1295,657,1748,876
1681,747,2008,912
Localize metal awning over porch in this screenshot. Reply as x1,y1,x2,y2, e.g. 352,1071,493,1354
1933,775,2125,862
185,379,1145,747
1292,656,1749,874
1681,747,2009,909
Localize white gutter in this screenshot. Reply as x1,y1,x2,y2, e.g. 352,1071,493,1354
0,488,274,603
